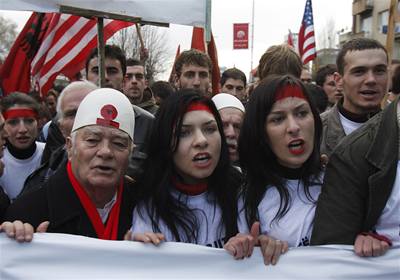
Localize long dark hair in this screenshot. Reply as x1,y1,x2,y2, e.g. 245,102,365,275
135,89,241,242
238,75,323,228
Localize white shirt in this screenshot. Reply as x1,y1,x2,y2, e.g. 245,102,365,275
374,161,400,246
131,190,226,248
339,112,364,136
238,177,322,247
0,142,45,200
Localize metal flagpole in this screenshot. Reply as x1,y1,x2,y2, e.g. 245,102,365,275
250,0,255,72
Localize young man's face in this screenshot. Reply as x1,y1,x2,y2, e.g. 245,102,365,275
221,78,246,102
338,49,388,115
86,57,124,90
123,65,146,105
177,64,210,94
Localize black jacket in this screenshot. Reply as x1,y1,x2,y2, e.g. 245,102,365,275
5,165,137,240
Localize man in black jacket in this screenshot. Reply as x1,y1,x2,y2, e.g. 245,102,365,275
3,88,137,240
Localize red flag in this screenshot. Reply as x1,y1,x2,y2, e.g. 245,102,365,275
1,12,132,96
0,13,53,95
191,27,220,95
233,23,249,49
169,45,180,84
298,0,316,64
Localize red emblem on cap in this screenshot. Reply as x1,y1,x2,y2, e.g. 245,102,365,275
97,104,119,129
100,104,118,120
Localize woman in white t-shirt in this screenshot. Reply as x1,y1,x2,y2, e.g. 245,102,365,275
224,75,324,264
125,90,242,248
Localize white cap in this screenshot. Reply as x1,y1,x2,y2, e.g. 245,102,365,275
71,88,135,139
212,93,245,113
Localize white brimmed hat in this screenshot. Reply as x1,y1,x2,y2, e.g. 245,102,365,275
71,88,135,139
212,93,245,113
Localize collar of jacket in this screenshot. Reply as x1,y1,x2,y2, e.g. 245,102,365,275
365,97,399,170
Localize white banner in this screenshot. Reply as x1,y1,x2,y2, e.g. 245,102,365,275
0,0,206,27
0,233,399,279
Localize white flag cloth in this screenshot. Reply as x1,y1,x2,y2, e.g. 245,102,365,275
0,233,399,279
0,0,206,27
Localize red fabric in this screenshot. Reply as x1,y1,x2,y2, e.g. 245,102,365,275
168,45,181,83
298,0,316,64
0,13,53,95
186,102,213,114
3,108,38,120
191,27,220,95
275,85,306,101
172,177,207,196
67,161,122,240
1,12,132,96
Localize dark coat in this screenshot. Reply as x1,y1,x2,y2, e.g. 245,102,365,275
311,98,398,245
5,165,137,240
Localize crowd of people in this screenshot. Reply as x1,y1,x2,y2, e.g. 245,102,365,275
0,36,399,265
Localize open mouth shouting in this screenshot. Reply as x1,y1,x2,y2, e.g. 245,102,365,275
288,139,305,155
192,152,212,168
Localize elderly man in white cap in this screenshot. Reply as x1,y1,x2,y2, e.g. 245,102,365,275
212,93,245,165
1,88,137,241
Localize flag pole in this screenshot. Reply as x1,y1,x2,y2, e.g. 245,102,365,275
97,17,105,88
250,0,255,72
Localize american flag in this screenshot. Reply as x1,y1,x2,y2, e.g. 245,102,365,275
298,0,316,64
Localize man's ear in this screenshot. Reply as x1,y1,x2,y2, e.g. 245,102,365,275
333,71,342,84
66,136,73,160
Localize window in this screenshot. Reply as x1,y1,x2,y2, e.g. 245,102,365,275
378,10,389,33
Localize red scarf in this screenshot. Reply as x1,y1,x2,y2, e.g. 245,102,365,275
172,177,208,196
67,161,123,240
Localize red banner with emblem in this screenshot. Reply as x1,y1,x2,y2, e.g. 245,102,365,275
233,23,249,49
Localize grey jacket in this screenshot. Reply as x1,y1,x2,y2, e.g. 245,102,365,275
311,98,398,245
320,104,346,158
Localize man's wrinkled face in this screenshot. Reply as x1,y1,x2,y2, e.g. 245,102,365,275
67,125,132,191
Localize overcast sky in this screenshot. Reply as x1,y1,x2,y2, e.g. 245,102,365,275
0,0,352,79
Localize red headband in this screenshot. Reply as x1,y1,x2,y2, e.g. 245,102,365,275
275,84,306,102
185,102,213,114
3,108,38,120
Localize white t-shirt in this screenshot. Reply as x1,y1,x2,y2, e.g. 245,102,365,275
339,112,364,136
374,161,400,246
0,142,45,200
131,190,226,248
238,177,322,247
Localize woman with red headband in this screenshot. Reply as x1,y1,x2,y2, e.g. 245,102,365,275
223,75,324,265
0,92,45,201
125,89,242,248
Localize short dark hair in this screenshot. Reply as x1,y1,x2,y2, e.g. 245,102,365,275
336,38,388,75
85,45,127,76
220,68,247,87
1,92,40,114
174,49,213,77
150,81,175,101
126,58,143,67
305,83,328,113
315,64,337,87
